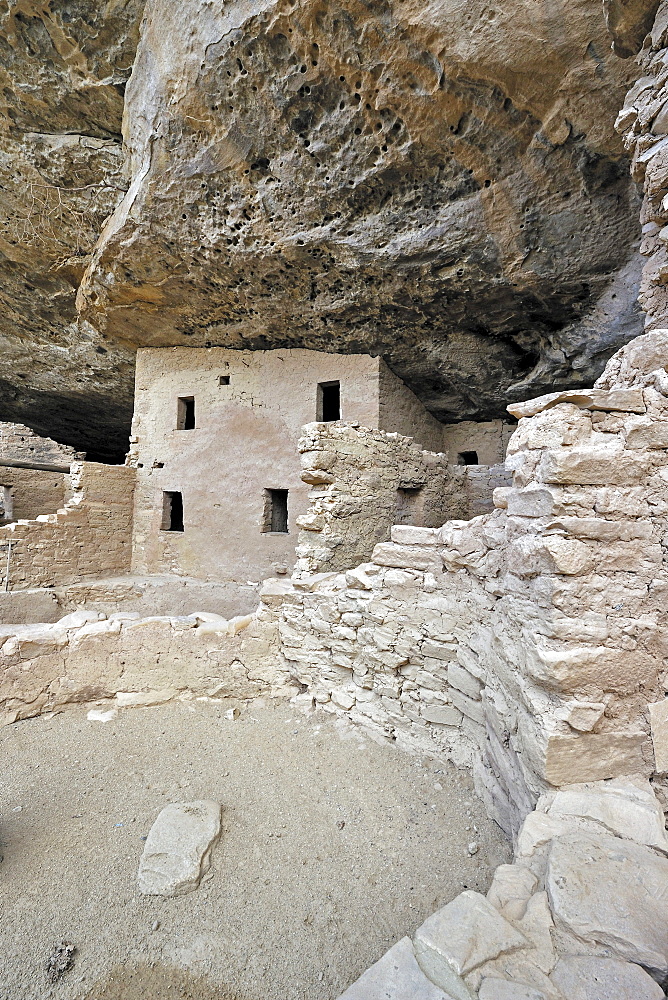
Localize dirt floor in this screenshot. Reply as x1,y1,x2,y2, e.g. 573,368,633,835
0,698,511,1000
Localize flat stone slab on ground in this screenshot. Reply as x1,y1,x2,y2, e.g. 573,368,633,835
137,800,222,897
478,978,547,1000
550,956,665,999
414,890,527,1000
337,937,454,1000
546,832,668,977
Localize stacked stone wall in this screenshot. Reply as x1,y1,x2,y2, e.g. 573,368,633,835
259,333,668,837
294,422,464,576
0,421,83,464
0,463,135,592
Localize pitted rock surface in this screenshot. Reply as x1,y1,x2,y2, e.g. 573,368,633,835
0,0,648,457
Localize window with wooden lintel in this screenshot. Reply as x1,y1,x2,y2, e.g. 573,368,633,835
176,396,196,430
262,489,289,533
317,381,340,421
161,491,184,532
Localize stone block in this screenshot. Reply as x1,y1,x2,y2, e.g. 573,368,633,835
137,800,222,897
447,663,482,700
507,388,646,419
449,688,485,726
547,832,668,976
538,446,649,486
372,542,441,572
543,731,648,785
414,891,527,1000
545,779,668,853
549,956,664,1000
486,865,538,921
337,936,452,1000
478,979,547,1000
390,525,440,546
649,698,668,773
421,704,463,726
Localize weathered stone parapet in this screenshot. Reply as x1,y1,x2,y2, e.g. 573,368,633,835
0,607,291,725
294,422,463,576
0,463,135,593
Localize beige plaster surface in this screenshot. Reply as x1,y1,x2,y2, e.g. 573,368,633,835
131,348,446,584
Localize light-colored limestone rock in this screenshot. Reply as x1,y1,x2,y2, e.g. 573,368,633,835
478,979,548,1000
414,891,527,1000
137,800,222,897
487,865,538,922
546,832,668,976
649,698,668,773
337,937,453,1000
549,956,664,1000
544,779,668,853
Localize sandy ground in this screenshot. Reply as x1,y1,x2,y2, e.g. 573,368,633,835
0,698,510,1000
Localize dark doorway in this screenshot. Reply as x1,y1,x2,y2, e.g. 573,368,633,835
161,491,184,531
177,396,196,430
263,489,289,533
457,450,479,466
317,381,341,421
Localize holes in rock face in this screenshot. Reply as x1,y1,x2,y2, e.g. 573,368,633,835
317,381,340,421
458,451,479,466
262,488,289,533
176,396,195,430
218,375,230,386
161,491,184,532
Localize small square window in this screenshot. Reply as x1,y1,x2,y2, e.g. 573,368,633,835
457,450,478,466
219,375,230,386
176,396,195,430
317,381,341,421
161,491,184,531
262,489,289,533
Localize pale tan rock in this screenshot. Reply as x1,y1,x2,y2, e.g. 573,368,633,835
507,389,646,420
546,832,668,975
372,543,441,572
137,800,222,897
649,698,668,772
545,779,668,853
555,701,606,732
414,890,527,1000
478,979,548,1000
550,956,664,1000
337,936,453,1000
486,865,538,921
543,732,648,785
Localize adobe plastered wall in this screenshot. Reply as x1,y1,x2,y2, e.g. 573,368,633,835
0,463,134,593
294,422,461,576
377,360,445,452
441,419,516,466
130,347,451,584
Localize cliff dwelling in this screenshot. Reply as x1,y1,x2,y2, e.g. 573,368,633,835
5,2,668,999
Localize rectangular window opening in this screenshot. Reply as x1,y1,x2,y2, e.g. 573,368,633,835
218,375,230,386
457,450,479,466
0,486,13,522
317,381,341,422
176,396,196,430
161,490,184,532
263,488,289,533
395,486,424,526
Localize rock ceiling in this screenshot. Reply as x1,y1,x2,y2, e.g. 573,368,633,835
0,0,652,459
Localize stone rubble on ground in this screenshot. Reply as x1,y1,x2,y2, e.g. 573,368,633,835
137,800,222,897
336,779,668,999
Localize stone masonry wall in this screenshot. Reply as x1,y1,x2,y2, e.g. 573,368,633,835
294,422,463,576
617,0,668,330
259,330,668,839
0,463,135,592
0,421,83,464
441,419,516,467
0,467,68,524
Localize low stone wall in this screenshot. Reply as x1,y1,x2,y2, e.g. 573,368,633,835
0,607,290,725
294,422,463,576
338,778,668,999
0,463,135,593
460,463,513,519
